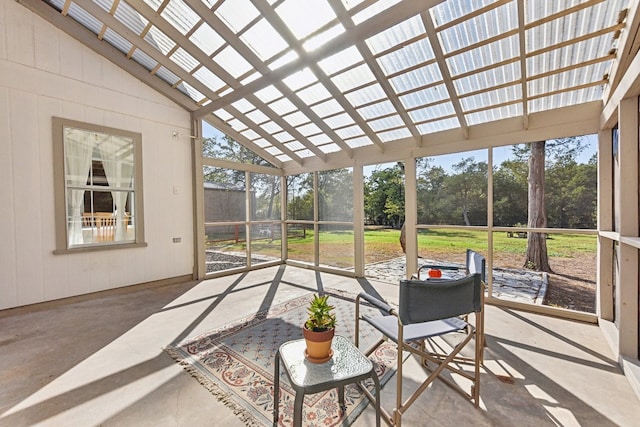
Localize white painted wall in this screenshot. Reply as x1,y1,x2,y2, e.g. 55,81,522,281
0,1,194,310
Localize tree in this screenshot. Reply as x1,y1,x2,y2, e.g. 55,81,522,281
525,141,552,272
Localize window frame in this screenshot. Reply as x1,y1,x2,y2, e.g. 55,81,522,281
52,117,146,253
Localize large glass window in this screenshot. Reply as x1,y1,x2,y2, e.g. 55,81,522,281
53,118,144,251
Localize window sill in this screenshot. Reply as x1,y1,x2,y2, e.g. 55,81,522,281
53,242,147,255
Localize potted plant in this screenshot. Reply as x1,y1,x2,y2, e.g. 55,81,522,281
302,294,337,363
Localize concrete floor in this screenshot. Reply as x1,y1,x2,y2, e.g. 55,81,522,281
1,265,639,427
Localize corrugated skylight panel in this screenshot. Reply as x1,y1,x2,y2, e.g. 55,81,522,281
376,38,434,75
409,102,455,123
274,131,294,143
190,23,225,56
324,113,355,129
344,83,387,106
155,66,180,86
276,0,337,40
268,50,299,71
261,121,283,134
266,146,284,156
212,108,233,121
309,134,332,145
389,63,442,94
131,49,158,72
241,129,260,140
66,2,103,35
145,26,176,55
438,2,517,54
331,64,376,92
460,85,521,111
399,84,450,109
417,117,460,134
227,118,248,132
297,123,322,136
214,0,260,33
296,83,332,105
351,0,402,25
466,104,522,126
231,99,255,114
276,154,292,162
114,1,148,35
446,35,519,76
296,149,316,159
311,99,344,117
366,15,425,55
103,28,132,54
241,19,289,61
378,128,411,142
530,86,603,111
454,62,520,95
345,136,373,148
429,0,497,28
170,47,199,72
245,109,270,125
283,68,318,91
529,62,609,97
142,0,162,11
193,67,226,92
368,115,405,132
318,46,364,75
162,0,199,35
335,124,365,139
253,138,270,148
255,85,283,103
357,100,396,120
526,0,581,23
318,143,341,154
283,111,311,127
213,46,253,78
269,97,297,115
527,36,610,77
177,81,205,103
527,9,609,53
284,141,306,151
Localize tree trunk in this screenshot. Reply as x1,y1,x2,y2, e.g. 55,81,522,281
525,141,552,272
400,222,406,254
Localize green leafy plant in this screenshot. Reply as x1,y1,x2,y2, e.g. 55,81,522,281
305,294,337,332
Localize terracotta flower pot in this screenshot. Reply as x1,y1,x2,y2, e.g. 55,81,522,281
302,326,335,363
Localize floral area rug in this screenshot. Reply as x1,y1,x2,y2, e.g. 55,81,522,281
165,290,398,426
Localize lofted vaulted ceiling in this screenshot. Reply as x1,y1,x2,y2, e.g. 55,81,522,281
21,0,630,170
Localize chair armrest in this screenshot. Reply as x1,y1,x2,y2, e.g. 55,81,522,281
358,293,394,315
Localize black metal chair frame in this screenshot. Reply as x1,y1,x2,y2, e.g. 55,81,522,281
355,274,484,426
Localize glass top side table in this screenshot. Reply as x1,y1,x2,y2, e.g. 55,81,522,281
273,334,380,426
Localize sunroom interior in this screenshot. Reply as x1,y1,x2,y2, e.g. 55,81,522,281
3,0,640,425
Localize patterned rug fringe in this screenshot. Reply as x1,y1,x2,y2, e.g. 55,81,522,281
165,346,263,426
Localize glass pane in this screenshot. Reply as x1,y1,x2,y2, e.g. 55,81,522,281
417,151,488,226
286,223,314,264
205,224,247,273
249,223,282,265
318,168,353,222
319,225,353,269
287,173,313,220
250,173,281,220
203,166,246,222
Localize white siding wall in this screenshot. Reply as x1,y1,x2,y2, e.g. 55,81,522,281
0,1,194,310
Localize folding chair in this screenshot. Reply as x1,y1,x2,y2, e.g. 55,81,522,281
355,274,483,426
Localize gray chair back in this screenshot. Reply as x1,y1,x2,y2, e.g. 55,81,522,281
398,273,482,325
466,249,486,283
